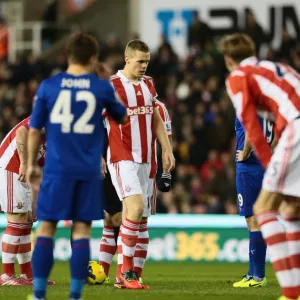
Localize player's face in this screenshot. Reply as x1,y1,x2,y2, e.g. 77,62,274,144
126,50,150,79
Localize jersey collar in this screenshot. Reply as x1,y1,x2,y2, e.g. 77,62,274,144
117,70,144,83
240,56,259,67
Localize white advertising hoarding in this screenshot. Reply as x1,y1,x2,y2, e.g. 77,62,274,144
140,0,300,57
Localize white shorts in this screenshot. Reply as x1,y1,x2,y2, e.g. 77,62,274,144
108,161,156,217
0,169,32,213
263,118,300,197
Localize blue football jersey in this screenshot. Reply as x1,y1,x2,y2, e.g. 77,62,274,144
235,116,274,172
30,72,126,179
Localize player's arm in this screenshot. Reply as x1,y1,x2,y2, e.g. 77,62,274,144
27,81,48,193
227,74,272,168
153,108,175,173
102,81,127,124
16,125,28,182
236,132,252,162
156,103,173,192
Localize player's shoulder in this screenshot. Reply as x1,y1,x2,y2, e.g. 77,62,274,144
142,74,153,81
19,116,31,127
142,75,155,85
110,73,120,81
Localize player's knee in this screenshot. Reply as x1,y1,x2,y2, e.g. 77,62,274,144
72,221,92,239
245,215,260,231
279,199,300,216
254,190,282,215
110,212,122,227
6,212,29,223
37,221,58,238
130,205,144,219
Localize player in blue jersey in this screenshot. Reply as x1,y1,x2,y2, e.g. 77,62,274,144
233,116,274,288
25,33,127,300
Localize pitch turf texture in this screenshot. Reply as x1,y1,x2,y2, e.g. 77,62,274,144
0,262,280,300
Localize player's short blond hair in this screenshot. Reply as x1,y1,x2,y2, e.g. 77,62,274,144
218,33,256,63
125,40,150,57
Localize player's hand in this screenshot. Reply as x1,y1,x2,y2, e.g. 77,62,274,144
18,163,27,182
163,151,175,173
101,157,107,178
95,62,112,79
26,165,42,193
236,150,250,162
158,173,172,192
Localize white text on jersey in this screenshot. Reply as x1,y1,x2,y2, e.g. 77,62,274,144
127,106,154,116
61,78,90,89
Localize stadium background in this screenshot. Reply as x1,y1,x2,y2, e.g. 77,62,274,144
0,0,299,263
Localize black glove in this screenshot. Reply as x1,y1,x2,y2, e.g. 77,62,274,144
158,173,172,192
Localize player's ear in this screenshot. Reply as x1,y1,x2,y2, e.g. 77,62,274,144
125,55,130,64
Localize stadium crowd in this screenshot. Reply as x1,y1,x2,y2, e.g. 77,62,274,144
0,10,299,215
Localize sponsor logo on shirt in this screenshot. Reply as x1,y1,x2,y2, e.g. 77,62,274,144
127,106,154,116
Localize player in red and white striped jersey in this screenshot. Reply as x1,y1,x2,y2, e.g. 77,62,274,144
0,117,46,286
103,40,175,289
220,33,300,300
99,100,172,286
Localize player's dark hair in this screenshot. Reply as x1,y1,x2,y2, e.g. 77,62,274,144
125,40,149,56
66,32,99,65
218,33,256,63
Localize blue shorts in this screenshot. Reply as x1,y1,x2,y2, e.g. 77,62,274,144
236,171,264,217
36,175,104,222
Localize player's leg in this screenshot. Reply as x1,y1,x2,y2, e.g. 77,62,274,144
233,171,266,287
279,199,300,298
108,161,144,289
32,221,57,300
99,172,122,280
99,212,122,279
133,176,155,287
70,177,103,299
70,221,92,300
255,120,300,299
245,215,267,285
254,191,297,298
1,212,31,283
30,175,77,300
0,170,33,285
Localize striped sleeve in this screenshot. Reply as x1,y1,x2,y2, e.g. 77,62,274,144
226,72,272,168
156,101,172,136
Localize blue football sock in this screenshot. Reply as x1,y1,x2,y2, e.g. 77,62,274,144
249,231,266,280
70,239,90,300
32,237,54,299
247,231,254,276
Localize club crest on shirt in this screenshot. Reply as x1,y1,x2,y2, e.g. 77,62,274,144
16,201,24,209
125,185,131,192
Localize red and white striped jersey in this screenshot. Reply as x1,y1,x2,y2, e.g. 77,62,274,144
150,100,172,178
0,117,46,174
105,70,158,163
226,56,300,168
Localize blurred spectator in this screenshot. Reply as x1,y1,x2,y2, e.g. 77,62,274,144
243,9,268,55
187,11,213,53
42,0,59,50
278,29,296,60
0,17,9,61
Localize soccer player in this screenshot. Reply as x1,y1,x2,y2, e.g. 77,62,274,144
26,32,127,300
104,40,175,289
0,117,46,286
99,99,172,285
233,116,274,287
220,33,300,300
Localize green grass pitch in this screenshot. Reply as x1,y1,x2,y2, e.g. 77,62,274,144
0,262,280,300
